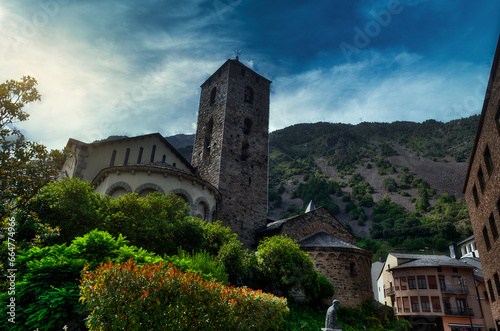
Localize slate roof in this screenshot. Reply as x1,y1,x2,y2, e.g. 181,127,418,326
297,231,363,250
390,253,475,270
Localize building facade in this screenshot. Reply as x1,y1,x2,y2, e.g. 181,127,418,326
459,236,480,259
463,34,500,330
378,253,493,331
62,133,221,220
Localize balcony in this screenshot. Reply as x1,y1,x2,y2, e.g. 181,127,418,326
444,308,474,317
440,283,469,294
386,286,396,296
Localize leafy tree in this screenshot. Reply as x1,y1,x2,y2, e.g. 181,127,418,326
0,76,65,218
254,236,333,300
26,178,106,243
384,178,398,192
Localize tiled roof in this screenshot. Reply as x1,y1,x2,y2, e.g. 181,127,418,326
297,231,362,250
390,253,474,270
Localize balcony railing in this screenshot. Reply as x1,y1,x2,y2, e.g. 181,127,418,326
444,308,474,317
386,287,395,296
440,284,469,294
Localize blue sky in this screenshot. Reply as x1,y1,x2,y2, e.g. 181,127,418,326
1,0,499,149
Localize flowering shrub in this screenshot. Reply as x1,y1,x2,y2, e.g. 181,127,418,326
80,260,289,330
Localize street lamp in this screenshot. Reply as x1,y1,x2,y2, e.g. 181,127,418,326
459,277,474,331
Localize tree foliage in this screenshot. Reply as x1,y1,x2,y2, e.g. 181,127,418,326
254,236,333,300
0,76,65,218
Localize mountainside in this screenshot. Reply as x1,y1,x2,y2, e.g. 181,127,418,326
168,115,480,258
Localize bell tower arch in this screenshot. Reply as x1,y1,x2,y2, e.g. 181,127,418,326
192,59,271,247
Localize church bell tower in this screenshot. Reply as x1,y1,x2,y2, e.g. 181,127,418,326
192,59,271,247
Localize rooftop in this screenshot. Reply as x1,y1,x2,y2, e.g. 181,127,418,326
390,253,475,270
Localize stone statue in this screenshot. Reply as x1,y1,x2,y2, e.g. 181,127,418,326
323,299,342,331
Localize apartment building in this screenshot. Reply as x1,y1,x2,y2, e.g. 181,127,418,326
378,253,494,331
463,33,500,330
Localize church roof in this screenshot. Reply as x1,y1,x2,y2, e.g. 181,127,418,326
297,231,363,250
200,58,272,88
262,205,353,237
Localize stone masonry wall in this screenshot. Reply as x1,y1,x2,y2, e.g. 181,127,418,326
192,60,271,248
277,207,356,245
307,247,373,308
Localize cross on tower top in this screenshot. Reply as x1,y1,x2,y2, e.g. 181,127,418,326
235,50,242,61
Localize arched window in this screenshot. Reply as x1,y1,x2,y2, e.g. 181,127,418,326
204,118,214,158
241,142,250,161
243,118,252,135
110,150,117,166
124,148,130,165
150,145,156,163
350,262,357,276
196,201,209,220
210,87,216,105
244,86,254,104
137,147,143,164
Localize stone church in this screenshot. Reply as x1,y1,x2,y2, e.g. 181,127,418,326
61,58,373,307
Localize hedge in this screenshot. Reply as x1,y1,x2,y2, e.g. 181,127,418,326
80,260,289,330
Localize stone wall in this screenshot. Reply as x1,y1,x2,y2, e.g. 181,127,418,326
307,247,373,308
192,60,271,248
261,207,356,245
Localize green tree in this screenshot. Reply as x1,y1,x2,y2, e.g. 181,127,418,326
255,236,333,300
0,76,65,218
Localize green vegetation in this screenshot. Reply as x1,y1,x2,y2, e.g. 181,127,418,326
267,118,478,259
283,300,411,331
81,260,289,331
0,76,65,219
0,229,164,330
2,178,335,329
253,236,334,300
364,193,471,259
294,175,341,215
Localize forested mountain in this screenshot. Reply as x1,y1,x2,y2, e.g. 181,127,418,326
168,115,480,259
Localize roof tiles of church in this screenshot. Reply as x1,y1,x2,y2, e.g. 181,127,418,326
297,231,363,250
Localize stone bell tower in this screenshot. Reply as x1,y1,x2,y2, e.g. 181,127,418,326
192,58,271,247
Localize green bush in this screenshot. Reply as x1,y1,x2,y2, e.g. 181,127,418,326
0,229,163,331
80,260,289,330
167,249,229,285
26,178,106,242
254,236,333,300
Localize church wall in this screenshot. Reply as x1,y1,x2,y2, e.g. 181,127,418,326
93,169,219,221
268,208,356,245
307,247,374,308
74,135,192,182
